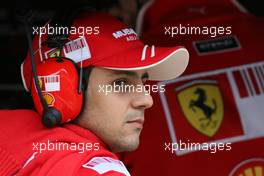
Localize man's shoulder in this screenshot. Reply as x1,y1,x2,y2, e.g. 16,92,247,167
0,110,131,175
0,109,41,128
19,150,130,176
0,109,43,162
0,109,37,115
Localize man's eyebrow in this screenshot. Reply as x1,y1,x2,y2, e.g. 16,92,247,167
108,70,149,79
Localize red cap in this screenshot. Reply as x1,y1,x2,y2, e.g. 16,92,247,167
21,12,189,91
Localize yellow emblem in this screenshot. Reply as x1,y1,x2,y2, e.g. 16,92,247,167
43,93,55,106
38,78,43,89
177,83,224,137
48,49,61,58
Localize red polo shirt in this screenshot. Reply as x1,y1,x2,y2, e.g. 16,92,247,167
0,109,130,176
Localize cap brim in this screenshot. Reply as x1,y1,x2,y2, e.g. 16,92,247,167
93,46,189,81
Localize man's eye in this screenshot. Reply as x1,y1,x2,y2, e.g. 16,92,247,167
113,79,128,86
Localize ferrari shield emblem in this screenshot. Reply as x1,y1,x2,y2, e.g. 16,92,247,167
45,49,61,59
48,49,61,58
176,82,224,137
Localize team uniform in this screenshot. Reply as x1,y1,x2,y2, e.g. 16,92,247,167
123,0,264,175
0,110,130,175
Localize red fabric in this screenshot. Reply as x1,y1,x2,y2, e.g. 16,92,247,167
122,1,264,176
0,110,128,176
140,0,244,34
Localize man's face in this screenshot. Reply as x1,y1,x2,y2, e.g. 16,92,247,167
76,67,153,153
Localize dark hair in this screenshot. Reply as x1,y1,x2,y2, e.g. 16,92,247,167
71,66,94,123
82,66,94,90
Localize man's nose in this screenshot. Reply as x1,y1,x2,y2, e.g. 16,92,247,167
131,90,153,110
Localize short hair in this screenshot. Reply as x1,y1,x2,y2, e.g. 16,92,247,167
82,66,94,90
73,66,94,122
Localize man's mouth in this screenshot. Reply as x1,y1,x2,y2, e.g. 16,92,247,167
127,118,144,128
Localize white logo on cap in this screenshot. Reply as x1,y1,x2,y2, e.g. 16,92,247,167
63,37,91,63
141,45,155,61
112,28,137,39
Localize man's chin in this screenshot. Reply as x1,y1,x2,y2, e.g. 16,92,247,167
124,142,139,152
111,136,140,153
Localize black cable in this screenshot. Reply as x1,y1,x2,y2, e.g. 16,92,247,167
22,12,48,110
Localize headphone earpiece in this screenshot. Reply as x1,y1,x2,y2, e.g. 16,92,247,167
31,58,83,127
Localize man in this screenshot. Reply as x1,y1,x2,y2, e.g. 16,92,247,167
0,12,189,175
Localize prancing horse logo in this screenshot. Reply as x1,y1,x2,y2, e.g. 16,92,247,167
177,83,224,137
189,88,217,128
